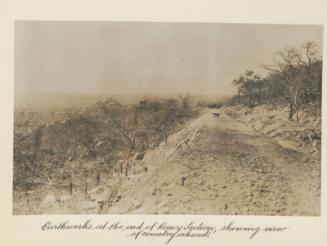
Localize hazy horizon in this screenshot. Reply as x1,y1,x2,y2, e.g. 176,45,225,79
14,92,231,110
15,21,323,106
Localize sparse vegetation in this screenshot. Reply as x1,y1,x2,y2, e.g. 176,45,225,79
13,96,198,193
230,41,322,121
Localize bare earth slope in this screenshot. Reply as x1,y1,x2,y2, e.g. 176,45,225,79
108,109,320,216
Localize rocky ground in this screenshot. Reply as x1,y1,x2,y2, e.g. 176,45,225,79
107,107,320,216
15,106,320,216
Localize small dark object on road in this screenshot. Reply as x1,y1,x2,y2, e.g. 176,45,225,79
207,103,222,109
213,113,220,117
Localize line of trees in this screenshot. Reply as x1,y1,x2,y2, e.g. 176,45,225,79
231,41,322,121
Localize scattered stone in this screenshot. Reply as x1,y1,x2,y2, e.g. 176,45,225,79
81,201,98,211
158,202,167,207
42,194,56,207
59,195,71,203
134,200,142,209
133,152,145,161
115,195,121,203
88,186,105,195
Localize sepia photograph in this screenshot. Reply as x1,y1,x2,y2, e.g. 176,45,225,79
13,21,322,216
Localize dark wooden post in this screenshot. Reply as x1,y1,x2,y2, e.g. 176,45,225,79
125,167,128,177
120,162,123,174
69,182,73,196
84,182,88,196
96,171,101,186
180,176,186,186
99,201,105,211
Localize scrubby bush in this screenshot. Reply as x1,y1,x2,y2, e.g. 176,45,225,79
13,96,198,190
230,41,322,121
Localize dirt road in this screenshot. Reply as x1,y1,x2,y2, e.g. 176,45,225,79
108,109,320,216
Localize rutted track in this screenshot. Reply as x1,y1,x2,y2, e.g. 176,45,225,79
107,109,320,215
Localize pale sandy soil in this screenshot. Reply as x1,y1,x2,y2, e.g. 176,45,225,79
20,107,320,215
107,108,320,216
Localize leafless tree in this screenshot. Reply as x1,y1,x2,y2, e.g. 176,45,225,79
264,47,304,121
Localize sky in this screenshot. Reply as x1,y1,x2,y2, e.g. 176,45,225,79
14,21,323,103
